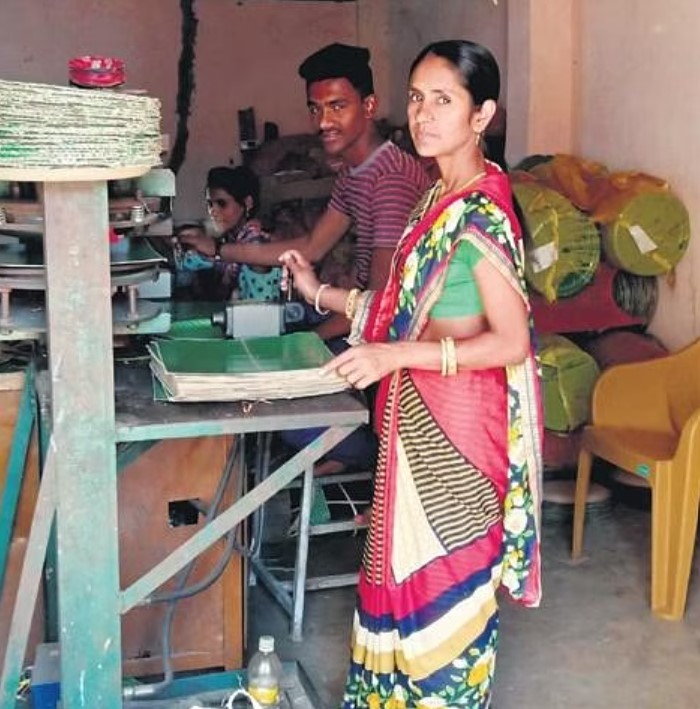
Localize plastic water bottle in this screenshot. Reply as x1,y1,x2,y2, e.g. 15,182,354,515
247,635,283,708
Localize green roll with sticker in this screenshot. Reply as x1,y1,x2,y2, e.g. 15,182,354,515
601,191,690,276
513,182,600,303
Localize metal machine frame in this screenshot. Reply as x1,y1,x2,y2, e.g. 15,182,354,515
0,166,367,708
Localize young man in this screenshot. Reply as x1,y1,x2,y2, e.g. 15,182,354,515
181,43,430,341
181,44,430,475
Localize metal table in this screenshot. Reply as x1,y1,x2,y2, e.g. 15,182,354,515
2,361,366,706
112,363,367,643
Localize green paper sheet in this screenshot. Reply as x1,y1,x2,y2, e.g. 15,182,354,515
149,331,334,376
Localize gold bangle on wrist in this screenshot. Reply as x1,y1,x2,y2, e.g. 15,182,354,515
445,336,458,376
314,283,330,315
440,337,458,376
345,287,361,321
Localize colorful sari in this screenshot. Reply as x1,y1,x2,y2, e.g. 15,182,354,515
341,164,543,709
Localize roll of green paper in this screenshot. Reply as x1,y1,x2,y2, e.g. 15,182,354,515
513,183,600,302
538,334,601,433
601,191,690,276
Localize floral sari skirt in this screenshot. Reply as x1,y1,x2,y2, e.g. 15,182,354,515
342,367,509,709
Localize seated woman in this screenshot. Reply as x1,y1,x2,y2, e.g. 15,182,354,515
178,165,281,301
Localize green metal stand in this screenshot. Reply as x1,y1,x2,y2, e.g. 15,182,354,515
44,180,123,708
0,163,368,709
0,365,35,596
0,168,146,709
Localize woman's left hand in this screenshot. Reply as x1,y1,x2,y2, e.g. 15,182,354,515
177,227,215,257
323,343,398,389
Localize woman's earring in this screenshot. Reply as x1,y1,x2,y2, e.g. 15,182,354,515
475,130,484,149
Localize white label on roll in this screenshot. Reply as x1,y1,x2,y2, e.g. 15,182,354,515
529,242,558,273
629,224,658,254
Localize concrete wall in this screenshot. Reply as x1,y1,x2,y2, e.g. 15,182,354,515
385,0,508,124
0,0,509,219
0,0,357,219
506,0,578,164
576,0,700,349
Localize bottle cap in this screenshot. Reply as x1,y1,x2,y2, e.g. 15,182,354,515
259,635,275,653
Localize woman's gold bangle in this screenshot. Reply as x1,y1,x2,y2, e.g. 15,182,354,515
345,287,361,321
441,337,458,376
314,283,330,315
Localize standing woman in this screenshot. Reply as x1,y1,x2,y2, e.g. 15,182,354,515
281,40,542,709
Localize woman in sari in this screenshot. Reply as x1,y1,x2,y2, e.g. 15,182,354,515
280,40,542,709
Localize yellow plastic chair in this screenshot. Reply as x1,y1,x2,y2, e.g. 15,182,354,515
571,338,700,620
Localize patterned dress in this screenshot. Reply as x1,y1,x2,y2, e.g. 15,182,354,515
341,164,543,709
194,220,281,301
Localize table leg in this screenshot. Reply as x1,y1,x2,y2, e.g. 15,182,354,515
291,464,314,642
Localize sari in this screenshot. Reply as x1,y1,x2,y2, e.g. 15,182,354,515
341,163,543,709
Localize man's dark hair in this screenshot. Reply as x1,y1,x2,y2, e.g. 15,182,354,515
298,43,374,98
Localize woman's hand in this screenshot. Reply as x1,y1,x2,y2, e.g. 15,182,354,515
177,226,215,257
323,343,399,390
279,249,321,304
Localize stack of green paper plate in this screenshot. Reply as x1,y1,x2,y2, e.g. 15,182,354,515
148,331,348,402
601,191,690,275
513,183,600,302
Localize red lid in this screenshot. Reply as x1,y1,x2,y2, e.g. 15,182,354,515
68,56,126,88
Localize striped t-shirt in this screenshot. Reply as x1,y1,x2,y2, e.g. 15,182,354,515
329,141,431,289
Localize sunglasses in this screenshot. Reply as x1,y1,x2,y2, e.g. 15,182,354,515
206,198,229,210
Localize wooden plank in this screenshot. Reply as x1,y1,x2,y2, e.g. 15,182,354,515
118,436,244,677
0,372,25,392
120,425,358,613
0,367,34,594
0,374,39,539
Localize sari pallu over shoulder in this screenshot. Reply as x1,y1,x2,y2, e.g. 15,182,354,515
349,163,543,607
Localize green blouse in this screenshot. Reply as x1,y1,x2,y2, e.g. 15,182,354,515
430,240,484,318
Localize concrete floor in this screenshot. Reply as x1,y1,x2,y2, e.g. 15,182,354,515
249,494,700,709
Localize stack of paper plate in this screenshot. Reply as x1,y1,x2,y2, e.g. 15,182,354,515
0,79,161,169
148,331,349,402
